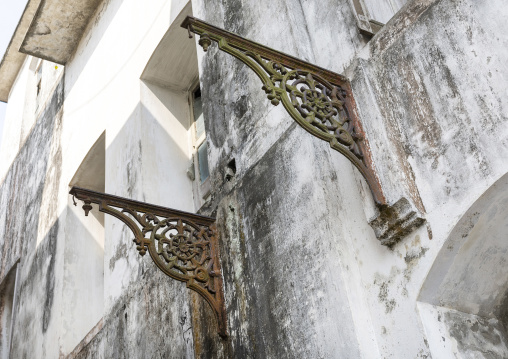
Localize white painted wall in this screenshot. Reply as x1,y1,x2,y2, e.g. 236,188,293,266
60,0,196,355
0,57,64,183
62,132,105,354
0,0,507,357
0,58,29,182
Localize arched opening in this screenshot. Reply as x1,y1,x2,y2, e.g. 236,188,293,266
64,131,105,354
140,1,208,211
418,173,508,357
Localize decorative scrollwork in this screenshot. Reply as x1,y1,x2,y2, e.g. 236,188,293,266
182,16,386,205
69,187,227,338
285,70,364,160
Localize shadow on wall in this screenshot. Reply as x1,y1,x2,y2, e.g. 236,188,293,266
64,130,105,355
104,96,194,211
418,172,508,357
0,71,66,359
9,94,197,357
6,204,104,358
62,205,104,355
10,215,60,358
64,0,180,116
64,0,125,99
78,100,197,357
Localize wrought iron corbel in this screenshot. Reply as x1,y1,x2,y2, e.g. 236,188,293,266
182,16,386,206
69,186,228,337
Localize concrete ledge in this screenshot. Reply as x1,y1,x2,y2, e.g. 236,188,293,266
20,0,103,65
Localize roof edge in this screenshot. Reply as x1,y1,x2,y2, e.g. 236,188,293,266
0,0,42,103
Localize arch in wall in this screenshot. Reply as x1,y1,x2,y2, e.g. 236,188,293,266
64,131,105,355
139,1,207,210
69,131,106,193
418,172,508,357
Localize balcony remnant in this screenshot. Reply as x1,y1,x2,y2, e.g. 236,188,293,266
182,17,427,247
182,16,385,206
69,186,228,338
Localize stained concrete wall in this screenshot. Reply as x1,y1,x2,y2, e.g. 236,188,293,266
0,0,507,358
345,0,508,357
0,57,64,183
419,303,508,358
0,76,65,358
61,0,198,356
190,0,381,357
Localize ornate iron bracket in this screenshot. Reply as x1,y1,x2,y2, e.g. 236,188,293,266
69,186,228,337
182,16,386,206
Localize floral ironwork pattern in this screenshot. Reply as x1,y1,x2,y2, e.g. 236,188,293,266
70,186,227,337
285,71,364,160
182,16,385,205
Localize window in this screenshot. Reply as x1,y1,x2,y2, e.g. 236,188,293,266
139,1,207,212
189,85,211,208
351,0,409,36
362,0,408,24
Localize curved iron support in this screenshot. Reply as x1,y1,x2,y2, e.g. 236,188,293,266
182,16,386,206
69,187,228,338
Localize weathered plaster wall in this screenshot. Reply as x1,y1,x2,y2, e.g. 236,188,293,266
0,57,64,183
199,124,383,358
0,0,507,357
345,0,508,357
419,303,508,358
60,0,198,357
190,0,384,357
193,0,367,185
420,173,508,320
191,0,508,357
0,77,65,358
349,0,508,223
2,0,200,356
0,264,16,358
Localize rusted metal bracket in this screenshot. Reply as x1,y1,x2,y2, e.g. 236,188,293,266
181,16,386,206
69,186,228,338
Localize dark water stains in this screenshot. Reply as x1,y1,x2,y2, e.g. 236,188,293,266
195,119,361,357
223,0,248,36
0,77,66,357
445,310,508,357
108,301,128,359
42,222,58,333
404,246,429,265
0,77,64,279
371,0,441,56
233,95,249,121
1,79,63,333
201,48,229,149
377,281,397,314
85,269,194,358
496,289,508,334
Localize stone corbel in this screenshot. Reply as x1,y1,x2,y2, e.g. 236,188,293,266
182,16,425,246
69,186,228,337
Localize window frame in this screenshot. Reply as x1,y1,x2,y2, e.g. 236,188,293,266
188,82,211,207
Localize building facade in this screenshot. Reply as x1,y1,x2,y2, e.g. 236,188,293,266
0,0,507,357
